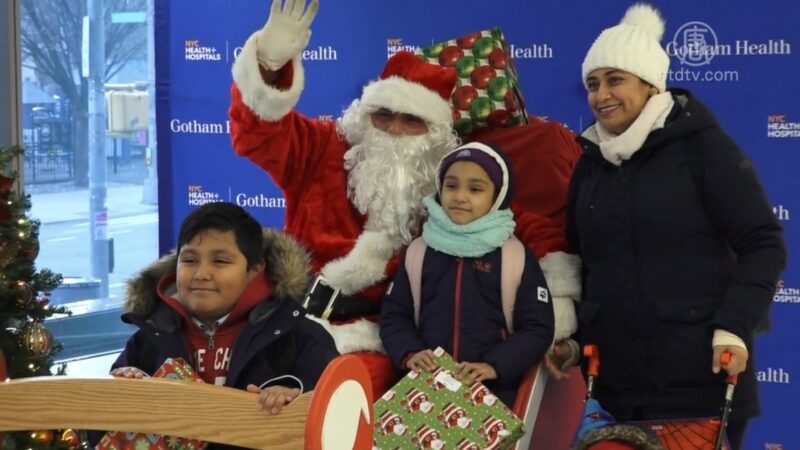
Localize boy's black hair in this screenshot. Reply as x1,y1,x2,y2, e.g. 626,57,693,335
177,202,263,269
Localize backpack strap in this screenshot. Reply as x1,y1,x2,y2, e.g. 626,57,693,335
404,237,428,328
405,236,527,334
500,235,526,334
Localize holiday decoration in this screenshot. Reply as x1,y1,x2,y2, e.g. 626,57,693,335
373,347,524,450
59,429,81,449
30,430,55,445
36,291,52,306
20,321,54,359
0,145,72,449
0,348,6,379
14,280,33,307
96,358,209,450
416,28,528,136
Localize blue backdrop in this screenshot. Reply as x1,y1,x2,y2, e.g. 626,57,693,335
155,1,798,447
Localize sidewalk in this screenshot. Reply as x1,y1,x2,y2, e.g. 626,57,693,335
28,183,158,224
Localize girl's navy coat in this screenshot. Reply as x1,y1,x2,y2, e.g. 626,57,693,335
380,243,555,406
567,89,786,422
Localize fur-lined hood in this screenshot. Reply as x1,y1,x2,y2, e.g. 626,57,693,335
124,228,311,317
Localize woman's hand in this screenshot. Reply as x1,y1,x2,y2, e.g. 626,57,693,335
712,345,748,376
247,384,301,415
455,362,497,385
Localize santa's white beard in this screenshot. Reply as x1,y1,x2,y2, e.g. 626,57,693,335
337,100,458,244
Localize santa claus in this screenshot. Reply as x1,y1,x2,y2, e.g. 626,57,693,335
229,0,581,397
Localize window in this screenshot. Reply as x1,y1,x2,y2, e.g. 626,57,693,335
17,0,157,367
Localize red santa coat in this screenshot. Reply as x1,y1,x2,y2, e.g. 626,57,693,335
229,86,397,305
229,32,402,395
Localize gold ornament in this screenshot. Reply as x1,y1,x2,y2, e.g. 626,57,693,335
13,280,33,307
60,429,81,449
30,430,54,444
20,322,53,359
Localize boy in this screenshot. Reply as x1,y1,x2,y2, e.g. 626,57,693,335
111,202,338,417
379,142,555,407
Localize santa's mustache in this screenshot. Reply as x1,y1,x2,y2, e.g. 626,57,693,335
337,102,457,242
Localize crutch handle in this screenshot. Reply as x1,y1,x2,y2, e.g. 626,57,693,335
583,344,600,377
720,351,739,385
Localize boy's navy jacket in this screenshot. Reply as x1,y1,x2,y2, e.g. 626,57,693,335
380,243,555,406
113,228,338,394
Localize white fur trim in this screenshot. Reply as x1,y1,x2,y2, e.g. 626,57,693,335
539,251,582,301
360,76,453,127
320,230,404,295
552,296,578,342
306,316,385,354
231,30,305,121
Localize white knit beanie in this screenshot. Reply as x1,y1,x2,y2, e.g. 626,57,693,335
582,3,670,92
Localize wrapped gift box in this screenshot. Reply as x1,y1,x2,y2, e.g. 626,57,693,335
96,358,208,450
373,347,523,450
416,28,529,137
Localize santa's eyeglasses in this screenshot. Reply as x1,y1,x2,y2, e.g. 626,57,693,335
369,108,429,136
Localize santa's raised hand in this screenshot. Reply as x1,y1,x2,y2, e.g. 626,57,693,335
257,0,319,71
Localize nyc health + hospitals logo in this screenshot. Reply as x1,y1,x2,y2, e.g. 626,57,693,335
767,114,800,139
387,37,420,59
774,280,800,304
184,39,222,62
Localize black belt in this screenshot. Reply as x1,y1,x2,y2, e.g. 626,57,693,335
302,274,381,321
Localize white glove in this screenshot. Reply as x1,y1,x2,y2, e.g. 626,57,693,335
257,0,319,71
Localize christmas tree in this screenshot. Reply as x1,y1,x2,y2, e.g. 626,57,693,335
0,146,85,449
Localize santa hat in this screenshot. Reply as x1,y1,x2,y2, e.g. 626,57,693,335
436,141,514,212
582,3,670,92
360,51,457,126
379,411,401,429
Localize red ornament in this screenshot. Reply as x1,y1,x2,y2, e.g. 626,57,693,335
488,47,507,69
470,65,496,90
0,202,10,222
0,348,7,379
30,430,55,445
438,45,464,68
457,32,482,50
60,429,81,449
452,85,478,111
504,90,518,112
0,174,13,196
487,109,513,128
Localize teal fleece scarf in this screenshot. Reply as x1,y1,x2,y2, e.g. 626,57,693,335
421,194,516,258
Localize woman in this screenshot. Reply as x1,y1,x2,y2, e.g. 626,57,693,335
557,4,786,449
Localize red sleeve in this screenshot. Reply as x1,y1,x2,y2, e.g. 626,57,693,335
469,121,582,258
228,83,340,202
